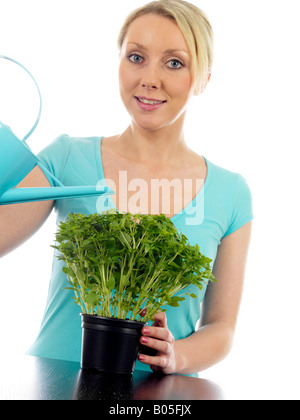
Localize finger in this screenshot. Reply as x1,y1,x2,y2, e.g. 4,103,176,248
142,325,174,343
140,335,172,354
138,352,169,370
139,307,147,317
152,311,168,328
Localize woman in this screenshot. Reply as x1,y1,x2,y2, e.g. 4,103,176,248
0,0,252,376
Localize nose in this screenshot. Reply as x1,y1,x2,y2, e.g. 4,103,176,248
142,82,157,89
141,62,161,90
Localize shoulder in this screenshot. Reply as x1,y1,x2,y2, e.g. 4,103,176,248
44,133,101,149
205,158,253,231
38,134,101,159
205,158,240,182
37,134,102,185
205,158,251,198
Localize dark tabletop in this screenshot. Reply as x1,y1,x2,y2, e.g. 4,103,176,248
0,355,223,400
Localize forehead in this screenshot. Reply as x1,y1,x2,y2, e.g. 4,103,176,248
124,14,189,53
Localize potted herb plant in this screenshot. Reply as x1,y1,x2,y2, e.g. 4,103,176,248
53,210,216,374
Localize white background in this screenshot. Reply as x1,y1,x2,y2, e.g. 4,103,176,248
1,0,300,400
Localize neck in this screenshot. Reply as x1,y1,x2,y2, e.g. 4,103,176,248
117,118,189,166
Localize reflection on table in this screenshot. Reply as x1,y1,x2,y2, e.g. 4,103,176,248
0,355,223,400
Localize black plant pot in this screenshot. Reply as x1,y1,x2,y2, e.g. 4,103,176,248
80,314,146,375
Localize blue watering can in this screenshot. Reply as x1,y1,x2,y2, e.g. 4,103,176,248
0,56,114,205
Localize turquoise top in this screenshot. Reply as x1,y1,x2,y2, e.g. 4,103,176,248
27,135,253,375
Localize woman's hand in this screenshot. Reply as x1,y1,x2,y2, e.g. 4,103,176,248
138,312,176,375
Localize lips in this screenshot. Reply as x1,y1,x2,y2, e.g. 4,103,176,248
134,96,167,111
135,96,167,105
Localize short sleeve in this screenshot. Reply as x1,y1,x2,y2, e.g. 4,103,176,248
223,174,253,237
37,134,72,187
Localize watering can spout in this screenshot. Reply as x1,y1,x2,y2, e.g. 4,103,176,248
0,186,115,205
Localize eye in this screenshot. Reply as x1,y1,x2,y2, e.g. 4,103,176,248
167,59,183,69
128,54,143,64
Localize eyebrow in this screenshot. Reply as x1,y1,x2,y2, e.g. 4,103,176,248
127,42,189,55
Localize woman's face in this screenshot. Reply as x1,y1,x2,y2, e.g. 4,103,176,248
119,14,194,132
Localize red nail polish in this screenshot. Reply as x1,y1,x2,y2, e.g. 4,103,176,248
139,354,145,361
143,327,150,334
141,336,148,343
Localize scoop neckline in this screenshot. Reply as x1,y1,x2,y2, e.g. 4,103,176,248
95,136,211,222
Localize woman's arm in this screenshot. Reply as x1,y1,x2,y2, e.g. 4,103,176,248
138,221,252,375
0,166,54,257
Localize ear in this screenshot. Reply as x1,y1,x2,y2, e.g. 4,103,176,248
194,73,212,96
201,73,212,94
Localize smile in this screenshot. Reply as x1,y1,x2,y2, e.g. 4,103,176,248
135,96,167,105
134,96,167,111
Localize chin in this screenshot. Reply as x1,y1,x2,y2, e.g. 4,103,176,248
131,113,173,132
133,121,168,133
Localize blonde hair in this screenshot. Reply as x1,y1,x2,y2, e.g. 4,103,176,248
117,0,214,95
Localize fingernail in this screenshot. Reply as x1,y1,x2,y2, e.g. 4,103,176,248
143,327,150,334
141,336,149,343
139,354,145,361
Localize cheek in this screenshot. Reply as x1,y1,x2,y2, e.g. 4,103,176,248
173,75,193,98
119,64,136,94
118,66,126,94
163,69,193,100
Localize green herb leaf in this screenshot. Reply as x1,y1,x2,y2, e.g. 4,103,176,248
53,212,216,321
107,274,115,290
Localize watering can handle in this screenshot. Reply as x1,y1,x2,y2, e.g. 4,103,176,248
0,55,42,142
